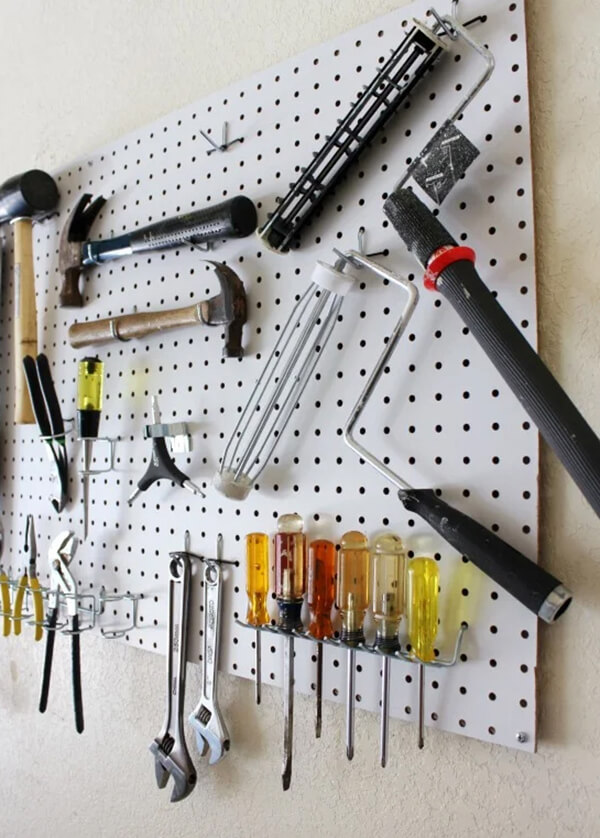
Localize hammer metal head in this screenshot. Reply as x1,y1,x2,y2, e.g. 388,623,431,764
0,170,59,224
200,261,247,359
58,193,106,307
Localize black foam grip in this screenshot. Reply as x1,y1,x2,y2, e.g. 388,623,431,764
71,615,84,734
399,488,570,620
384,188,600,519
39,608,58,713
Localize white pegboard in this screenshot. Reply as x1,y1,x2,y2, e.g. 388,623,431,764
0,0,541,752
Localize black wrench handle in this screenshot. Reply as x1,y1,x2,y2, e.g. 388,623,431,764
39,607,58,714
399,488,571,622
384,188,600,519
71,614,84,734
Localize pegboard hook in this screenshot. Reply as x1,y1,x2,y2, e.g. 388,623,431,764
200,121,243,155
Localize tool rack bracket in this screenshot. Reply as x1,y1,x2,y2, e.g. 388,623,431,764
0,0,538,752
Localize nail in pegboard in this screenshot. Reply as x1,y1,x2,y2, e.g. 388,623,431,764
0,0,540,752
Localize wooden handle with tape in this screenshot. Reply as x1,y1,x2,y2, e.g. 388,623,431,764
68,303,206,348
13,218,37,424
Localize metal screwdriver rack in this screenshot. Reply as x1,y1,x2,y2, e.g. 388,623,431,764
0,0,541,753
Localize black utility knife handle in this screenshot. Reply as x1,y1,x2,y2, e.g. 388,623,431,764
39,607,58,714
71,614,84,734
86,196,257,263
384,188,600,519
399,488,571,622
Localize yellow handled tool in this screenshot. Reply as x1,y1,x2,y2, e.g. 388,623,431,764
12,515,44,641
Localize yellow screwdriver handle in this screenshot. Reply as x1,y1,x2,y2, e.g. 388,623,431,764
12,573,28,636
28,578,44,642
407,557,439,663
0,573,12,637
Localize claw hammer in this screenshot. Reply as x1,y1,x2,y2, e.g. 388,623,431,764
0,170,59,423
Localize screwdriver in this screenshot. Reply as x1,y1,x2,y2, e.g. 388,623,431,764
274,513,306,791
372,532,405,767
77,356,104,540
245,533,270,705
307,539,336,739
407,556,439,749
336,530,370,761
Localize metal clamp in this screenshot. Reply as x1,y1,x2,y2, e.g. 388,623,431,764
78,436,119,476
144,421,192,455
235,619,468,667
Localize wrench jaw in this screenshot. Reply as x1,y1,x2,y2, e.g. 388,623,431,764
149,739,197,802
188,706,231,766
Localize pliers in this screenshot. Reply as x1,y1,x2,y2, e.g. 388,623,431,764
13,516,44,641
39,531,84,733
23,354,68,513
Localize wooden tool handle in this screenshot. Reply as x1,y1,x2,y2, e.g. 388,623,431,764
68,303,204,348
13,218,38,424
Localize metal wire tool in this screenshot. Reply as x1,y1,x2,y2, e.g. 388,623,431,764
128,396,205,505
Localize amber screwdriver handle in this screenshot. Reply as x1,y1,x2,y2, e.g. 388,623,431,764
13,218,38,423
68,302,210,348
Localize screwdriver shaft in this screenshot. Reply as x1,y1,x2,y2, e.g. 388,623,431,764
315,643,323,739
418,662,425,749
346,647,355,761
82,439,93,540
282,635,294,791
255,628,261,705
380,656,390,767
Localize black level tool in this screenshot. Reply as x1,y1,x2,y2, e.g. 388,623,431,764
384,187,600,520
23,353,68,513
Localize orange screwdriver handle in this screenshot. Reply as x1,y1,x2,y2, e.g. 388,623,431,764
307,539,336,639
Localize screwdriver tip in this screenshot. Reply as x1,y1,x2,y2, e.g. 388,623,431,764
282,770,291,791
418,738,424,750
380,756,387,768
346,745,354,761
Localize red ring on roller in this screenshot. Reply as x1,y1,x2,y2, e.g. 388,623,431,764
424,245,476,291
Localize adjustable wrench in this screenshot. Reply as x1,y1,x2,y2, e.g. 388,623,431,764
189,538,230,764
149,552,197,802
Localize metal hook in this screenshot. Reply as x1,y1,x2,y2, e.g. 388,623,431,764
200,122,243,155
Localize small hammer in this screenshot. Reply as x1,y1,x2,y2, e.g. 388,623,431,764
0,170,59,423
68,262,247,358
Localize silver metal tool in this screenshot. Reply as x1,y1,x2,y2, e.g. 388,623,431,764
214,259,357,500
188,535,230,764
39,531,83,733
149,550,197,803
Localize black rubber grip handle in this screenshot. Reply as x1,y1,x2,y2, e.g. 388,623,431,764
399,488,571,621
128,195,257,253
39,607,58,714
35,353,65,436
71,615,84,734
23,355,52,437
384,188,600,519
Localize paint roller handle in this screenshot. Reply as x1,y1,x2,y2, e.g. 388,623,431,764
398,487,571,623
384,187,600,519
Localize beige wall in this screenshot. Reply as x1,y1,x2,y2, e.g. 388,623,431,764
1,1,599,835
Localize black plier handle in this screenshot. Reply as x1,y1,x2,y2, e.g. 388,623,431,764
23,354,68,513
